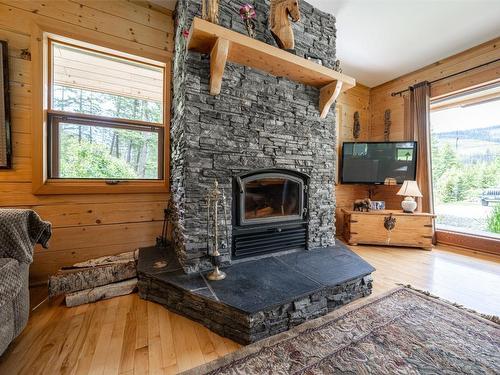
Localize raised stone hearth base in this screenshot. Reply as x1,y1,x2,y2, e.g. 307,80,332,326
138,245,374,345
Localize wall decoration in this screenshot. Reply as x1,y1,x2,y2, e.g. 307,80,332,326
20,48,31,61
269,0,301,50
353,111,361,139
239,3,257,38
384,109,391,141
0,41,11,169
201,0,220,24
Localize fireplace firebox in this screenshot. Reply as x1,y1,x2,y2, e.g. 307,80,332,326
232,169,309,259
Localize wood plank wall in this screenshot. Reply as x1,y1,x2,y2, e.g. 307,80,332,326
0,0,174,284
335,85,372,234
367,37,500,207
370,37,500,141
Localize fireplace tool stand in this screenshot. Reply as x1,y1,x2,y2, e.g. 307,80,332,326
206,179,229,281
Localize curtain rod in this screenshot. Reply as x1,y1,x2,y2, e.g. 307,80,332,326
390,58,500,97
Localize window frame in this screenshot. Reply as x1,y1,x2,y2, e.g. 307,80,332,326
31,26,170,195
429,83,500,255
47,113,165,180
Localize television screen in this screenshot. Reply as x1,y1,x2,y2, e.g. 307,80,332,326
341,142,417,184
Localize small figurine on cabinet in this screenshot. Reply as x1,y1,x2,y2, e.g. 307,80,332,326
270,0,301,50
353,198,371,212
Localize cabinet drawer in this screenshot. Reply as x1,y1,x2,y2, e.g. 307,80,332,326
348,213,433,248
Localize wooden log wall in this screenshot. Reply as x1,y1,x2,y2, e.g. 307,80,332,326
335,85,373,235
0,0,173,284
367,37,499,209
369,37,499,141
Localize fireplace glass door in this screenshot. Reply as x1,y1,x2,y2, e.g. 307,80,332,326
241,174,304,225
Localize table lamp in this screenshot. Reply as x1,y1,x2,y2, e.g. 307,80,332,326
397,180,423,213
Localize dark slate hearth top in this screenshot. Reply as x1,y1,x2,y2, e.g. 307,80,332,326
138,243,375,314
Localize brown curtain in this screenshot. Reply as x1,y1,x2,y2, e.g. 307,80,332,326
407,81,433,214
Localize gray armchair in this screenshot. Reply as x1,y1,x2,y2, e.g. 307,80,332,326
0,209,51,356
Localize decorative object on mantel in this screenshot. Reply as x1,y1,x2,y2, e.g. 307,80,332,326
0,41,12,169
353,111,361,139
269,0,301,50
304,54,323,65
182,287,500,375
353,198,371,212
397,180,423,213
201,0,220,24
239,3,257,38
186,17,355,118
205,179,229,281
384,109,391,141
384,177,397,185
333,59,342,73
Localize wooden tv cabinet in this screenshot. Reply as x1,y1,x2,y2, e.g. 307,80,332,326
341,209,435,250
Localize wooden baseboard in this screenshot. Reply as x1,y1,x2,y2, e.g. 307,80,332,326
436,230,500,256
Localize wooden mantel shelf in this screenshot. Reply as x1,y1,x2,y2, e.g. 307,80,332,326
187,18,356,118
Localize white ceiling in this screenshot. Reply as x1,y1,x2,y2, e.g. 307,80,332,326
308,0,500,87
156,0,500,88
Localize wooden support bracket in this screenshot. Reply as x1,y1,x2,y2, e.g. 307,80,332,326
188,18,356,116
210,37,229,95
319,80,343,118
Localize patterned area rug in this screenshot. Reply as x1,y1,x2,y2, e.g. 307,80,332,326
183,287,500,374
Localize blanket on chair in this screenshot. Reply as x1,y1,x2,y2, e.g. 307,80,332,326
0,209,51,264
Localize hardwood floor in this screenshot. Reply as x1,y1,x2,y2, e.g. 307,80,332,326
1,243,499,374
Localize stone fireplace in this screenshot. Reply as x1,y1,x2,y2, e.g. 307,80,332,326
232,168,309,259
171,0,338,274
138,0,374,345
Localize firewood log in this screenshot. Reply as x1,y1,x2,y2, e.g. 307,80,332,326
61,250,138,269
65,278,138,307
48,260,137,298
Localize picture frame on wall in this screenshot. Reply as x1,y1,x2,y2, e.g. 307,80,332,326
0,40,11,169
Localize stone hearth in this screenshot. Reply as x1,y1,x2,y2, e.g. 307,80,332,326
138,244,374,344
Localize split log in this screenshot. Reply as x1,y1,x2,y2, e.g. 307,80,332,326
65,278,138,307
61,250,138,270
48,260,137,298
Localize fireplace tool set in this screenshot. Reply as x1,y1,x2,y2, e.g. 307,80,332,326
206,179,230,281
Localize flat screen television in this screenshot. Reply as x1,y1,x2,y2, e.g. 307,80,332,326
341,141,417,184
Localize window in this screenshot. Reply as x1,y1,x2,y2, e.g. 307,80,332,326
47,40,165,181
430,84,500,239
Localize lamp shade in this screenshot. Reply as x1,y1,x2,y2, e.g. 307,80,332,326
397,180,423,197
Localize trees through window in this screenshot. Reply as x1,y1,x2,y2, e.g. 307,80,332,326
48,40,165,180
430,85,500,238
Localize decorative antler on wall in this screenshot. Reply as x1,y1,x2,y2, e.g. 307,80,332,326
269,0,301,50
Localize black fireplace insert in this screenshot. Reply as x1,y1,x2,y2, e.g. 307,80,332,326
232,168,309,259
